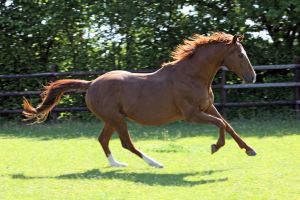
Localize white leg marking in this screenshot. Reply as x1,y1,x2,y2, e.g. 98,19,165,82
107,154,128,167
142,152,164,168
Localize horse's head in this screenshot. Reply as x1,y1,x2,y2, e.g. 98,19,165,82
222,35,256,83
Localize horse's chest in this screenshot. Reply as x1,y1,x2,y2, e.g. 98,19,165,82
198,90,214,111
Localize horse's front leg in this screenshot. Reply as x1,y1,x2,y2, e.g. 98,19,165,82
205,105,256,156
181,106,227,152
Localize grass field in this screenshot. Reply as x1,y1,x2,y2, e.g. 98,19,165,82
0,118,299,200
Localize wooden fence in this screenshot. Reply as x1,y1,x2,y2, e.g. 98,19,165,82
1,63,300,117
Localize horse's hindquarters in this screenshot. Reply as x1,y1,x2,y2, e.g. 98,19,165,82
85,76,122,121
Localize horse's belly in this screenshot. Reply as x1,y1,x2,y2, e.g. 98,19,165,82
127,112,182,126
123,96,182,125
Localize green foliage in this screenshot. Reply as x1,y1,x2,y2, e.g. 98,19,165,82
1,0,300,119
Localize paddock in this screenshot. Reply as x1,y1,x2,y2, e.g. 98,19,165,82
0,118,299,200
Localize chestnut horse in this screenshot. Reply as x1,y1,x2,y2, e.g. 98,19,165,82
23,32,257,168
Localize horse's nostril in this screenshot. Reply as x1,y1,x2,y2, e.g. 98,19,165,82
244,74,256,83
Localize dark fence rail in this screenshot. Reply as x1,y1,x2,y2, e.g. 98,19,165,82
1,64,300,117
0,69,153,79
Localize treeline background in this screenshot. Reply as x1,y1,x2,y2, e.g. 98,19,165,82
1,0,300,120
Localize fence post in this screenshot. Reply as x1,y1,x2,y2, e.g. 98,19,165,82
293,56,300,118
50,64,59,78
50,64,59,121
220,68,227,118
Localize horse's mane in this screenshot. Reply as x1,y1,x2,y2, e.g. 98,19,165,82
162,32,233,66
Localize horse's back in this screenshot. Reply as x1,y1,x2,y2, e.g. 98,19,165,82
85,70,182,125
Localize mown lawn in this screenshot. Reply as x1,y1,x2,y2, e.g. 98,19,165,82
0,118,299,200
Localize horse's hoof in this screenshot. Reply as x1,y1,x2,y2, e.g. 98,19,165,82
246,149,257,156
142,154,164,168
153,163,164,168
148,161,164,168
109,162,128,167
211,144,218,154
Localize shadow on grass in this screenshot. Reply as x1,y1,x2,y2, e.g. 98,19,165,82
10,169,228,186
1,118,299,140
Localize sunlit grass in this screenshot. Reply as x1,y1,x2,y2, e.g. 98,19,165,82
0,118,299,200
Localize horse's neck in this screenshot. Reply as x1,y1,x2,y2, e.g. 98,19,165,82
174,44,226,86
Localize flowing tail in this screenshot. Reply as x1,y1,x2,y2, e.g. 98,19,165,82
23,79,92,123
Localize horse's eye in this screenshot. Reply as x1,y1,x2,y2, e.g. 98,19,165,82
239,54,244,58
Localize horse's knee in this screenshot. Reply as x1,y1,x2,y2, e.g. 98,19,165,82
215,119,226,129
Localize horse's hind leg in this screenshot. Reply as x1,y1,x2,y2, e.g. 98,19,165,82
99,122,128,167
111,116,164,168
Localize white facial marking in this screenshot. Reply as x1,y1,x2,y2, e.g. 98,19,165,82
239,44,256,83
108,154,128,167
142,152,164,168
240,45,249,60
252,75,256,83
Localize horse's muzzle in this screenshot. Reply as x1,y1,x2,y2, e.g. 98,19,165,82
244,74,256,83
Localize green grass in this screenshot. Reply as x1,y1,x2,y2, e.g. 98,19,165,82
0,118,300,200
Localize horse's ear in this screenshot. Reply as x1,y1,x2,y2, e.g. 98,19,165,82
232,35,238,44
238,35,244,42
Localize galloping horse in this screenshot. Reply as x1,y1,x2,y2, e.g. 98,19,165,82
23,32,257,168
